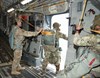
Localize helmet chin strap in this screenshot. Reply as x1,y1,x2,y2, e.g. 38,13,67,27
91,30,100,34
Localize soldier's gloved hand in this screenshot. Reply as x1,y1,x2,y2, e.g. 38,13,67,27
75,24,83,33
59,47,62,51
76,24,82,30
76,25,83,31
38,28,43,35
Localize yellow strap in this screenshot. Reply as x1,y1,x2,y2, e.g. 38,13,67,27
91,30,100,34
41,31,53,35
82,76,85,78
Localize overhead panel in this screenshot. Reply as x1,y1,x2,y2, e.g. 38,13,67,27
2,0,21,11
1,0,69,15
26,0,69,15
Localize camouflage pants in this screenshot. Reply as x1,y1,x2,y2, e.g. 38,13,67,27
11,49,22,72
42,45,61,73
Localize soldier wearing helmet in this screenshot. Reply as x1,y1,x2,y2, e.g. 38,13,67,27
41,22,68,75
61,14,100,78
11,16,43,75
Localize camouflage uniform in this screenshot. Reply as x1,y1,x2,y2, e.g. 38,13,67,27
42,22,68,74
11,23,41,75
65,34,100,78
65,14,100,78
73,33,100,53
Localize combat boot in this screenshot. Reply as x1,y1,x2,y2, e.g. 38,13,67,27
11,71,21,75
11,63,21,75
17,65,25,71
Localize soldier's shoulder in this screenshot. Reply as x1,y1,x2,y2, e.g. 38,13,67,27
83,34,96,39
86,34,95,36
87,34,97,39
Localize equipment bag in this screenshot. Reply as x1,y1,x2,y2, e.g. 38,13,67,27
9,26,17,50
66,47,100,78
42,29,55,45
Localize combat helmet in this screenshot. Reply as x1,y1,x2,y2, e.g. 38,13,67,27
91,14,100,30
15,18,22,22
53,22,61,29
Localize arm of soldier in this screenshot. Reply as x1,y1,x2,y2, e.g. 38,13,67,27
73,24,95,46
21,28,43,37
97,36,100,43
73,33,96,46
59,32,68,40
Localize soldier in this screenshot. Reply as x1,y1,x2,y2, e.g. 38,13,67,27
11,17,43,75
41,22,68,75
63,14,100,78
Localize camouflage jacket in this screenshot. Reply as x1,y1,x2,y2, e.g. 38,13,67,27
73,33,100,53
55,31,68,48
14,26,39,50
55,31,68,40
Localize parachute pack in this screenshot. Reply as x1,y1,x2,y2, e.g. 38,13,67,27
9,26,17,50
42,29,56,45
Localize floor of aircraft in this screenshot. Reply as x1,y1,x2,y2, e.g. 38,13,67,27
0,66,56,78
